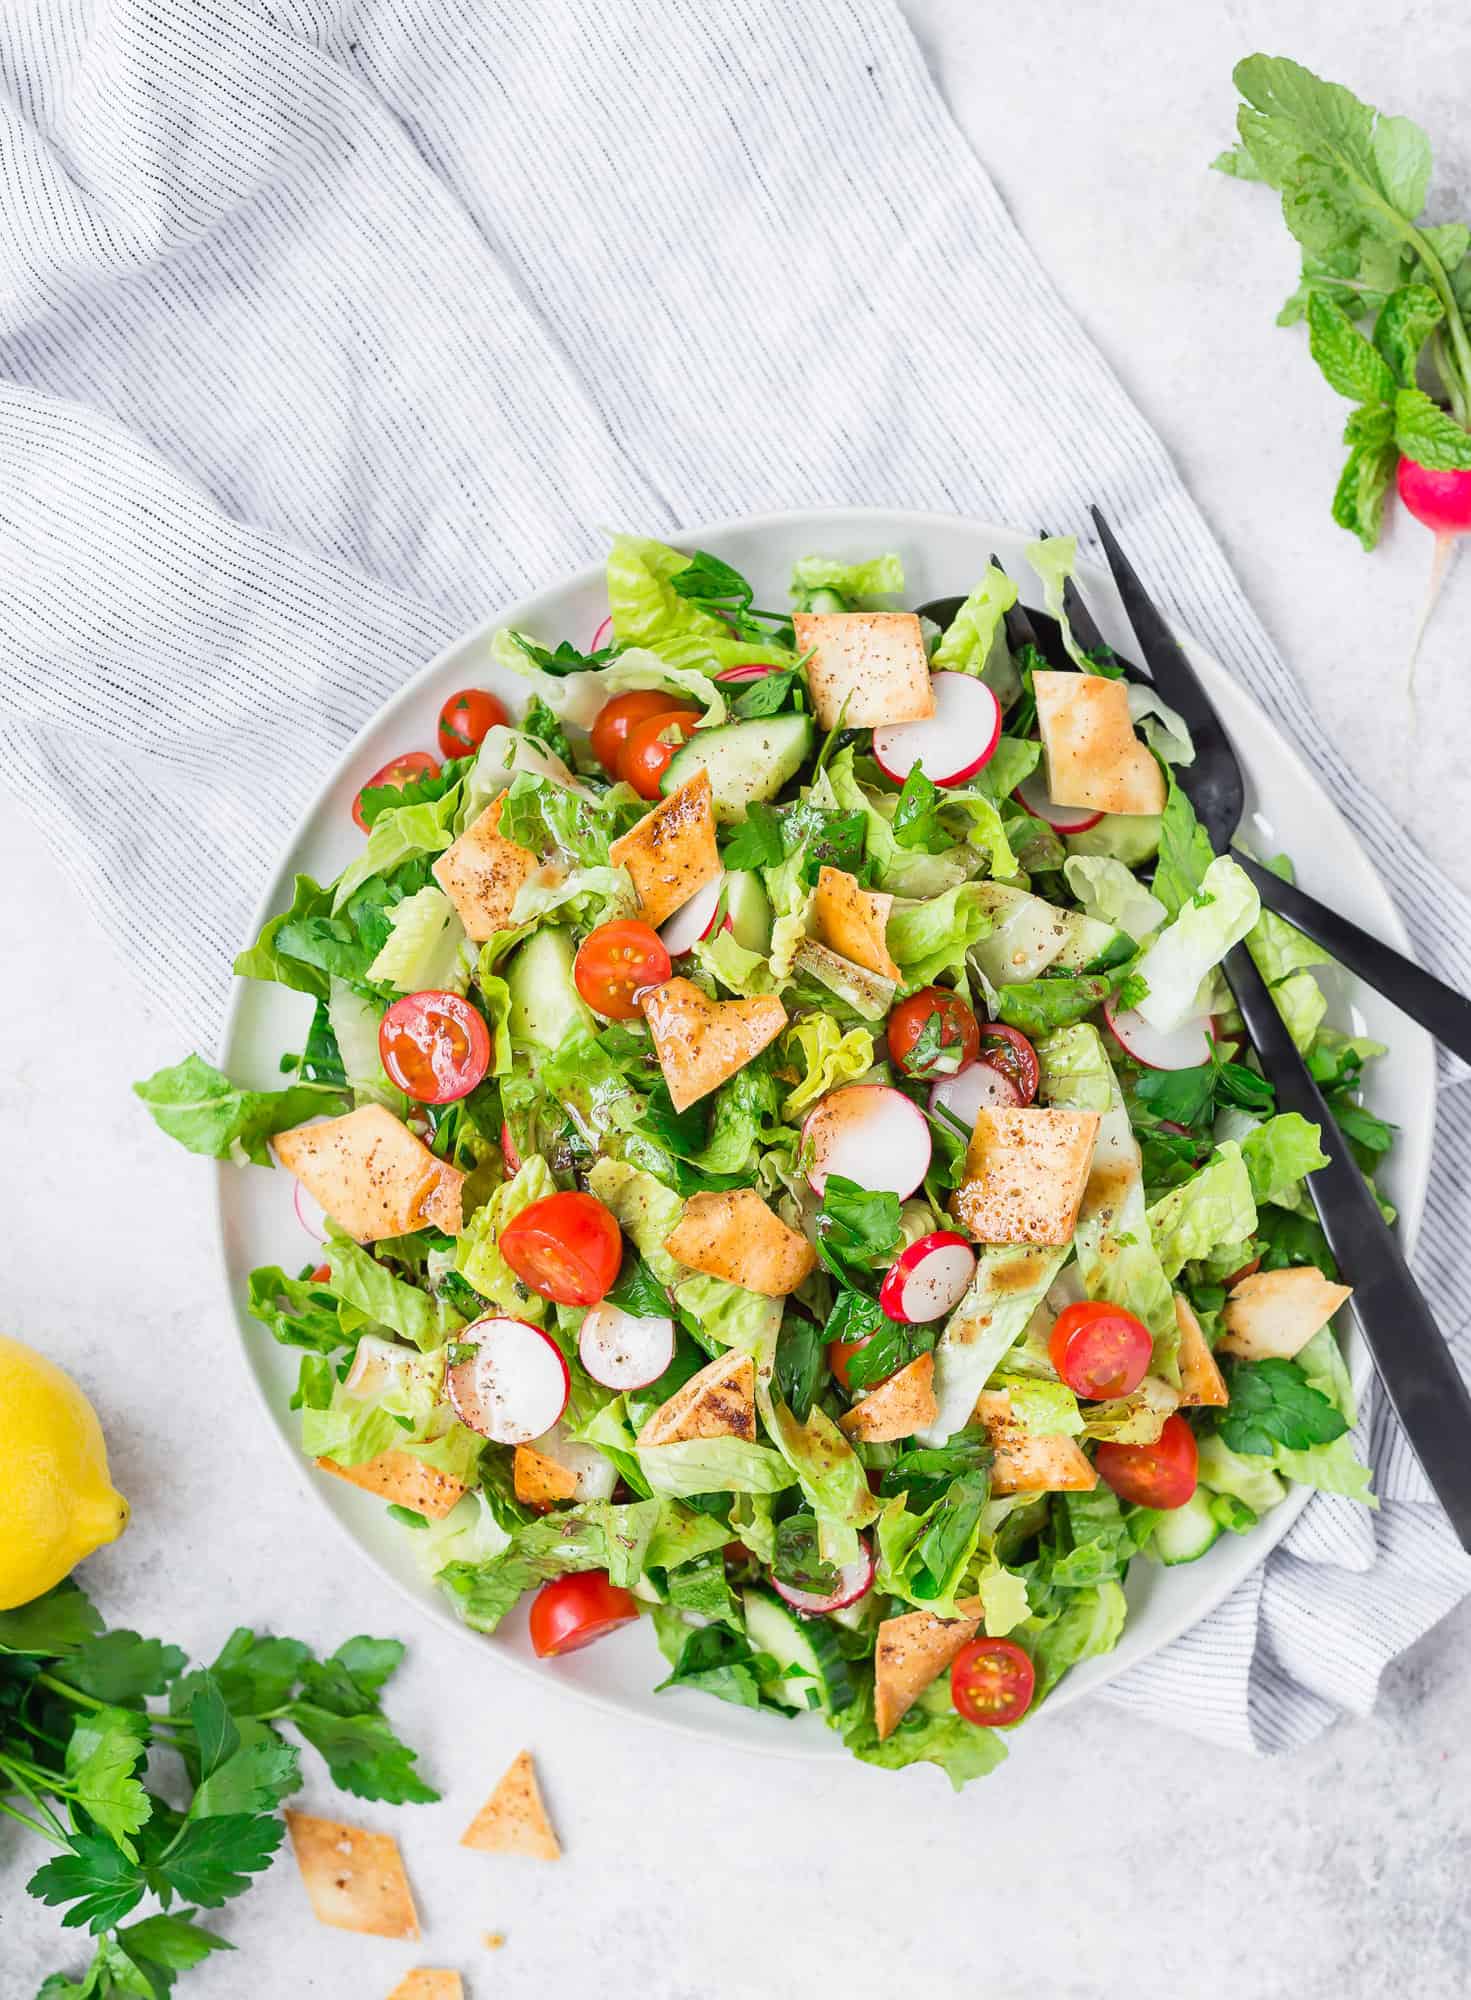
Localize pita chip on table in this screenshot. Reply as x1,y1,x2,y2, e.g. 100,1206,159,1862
386,1975,464,2000
461,1750,561,1860
284,1809,419,1937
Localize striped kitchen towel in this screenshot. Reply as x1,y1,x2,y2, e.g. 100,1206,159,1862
2,0,1468,1753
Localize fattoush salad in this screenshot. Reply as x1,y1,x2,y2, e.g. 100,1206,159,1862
137,533,1387,1787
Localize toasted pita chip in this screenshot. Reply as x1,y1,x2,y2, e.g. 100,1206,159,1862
275,1103,465,1241
461,1751,560,1860
1174,1294,1228,1409
316,1448,468,1519
873,1603,982,1739
1033,672,1165,817
792,611,934,729
607,769,721,929
513,1443,579,1508
665,1188,816,1297
839,1353,938,1442
973,1390,1097,1494
950,1107,1099,1246
636,1348,756,1446
432,794,539,942
811,866,900,981
640,976,787,1112
285,1810,420,1937
386,1975,464,2000
1218,1267,1353,1362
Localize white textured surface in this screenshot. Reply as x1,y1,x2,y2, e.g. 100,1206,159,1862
6,5,1471,1997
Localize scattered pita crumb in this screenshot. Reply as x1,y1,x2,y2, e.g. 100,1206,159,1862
483,1932,507,1951
461,1750,561,1860
284,1809,419,1938
386,1973,463,2000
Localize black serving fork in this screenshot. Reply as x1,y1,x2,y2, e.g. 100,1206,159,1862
1088,505,1471,1545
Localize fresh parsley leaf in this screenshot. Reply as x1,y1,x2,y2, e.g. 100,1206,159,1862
880,1427,992,1512
607,1253,673,1321
521,695,572,763
1219,1357,1349,1456
655,1624,778,1710
669,548,754,606
186,1679,239,1782
909,1471,990,1600
510,632,619,676
1256,1204,1339,1279
891,763,949,852
1213,1059,1276,1112
720,801,786,871
1133,1063,1216,1126
188,1738,300,1820
815,1175,902,1278
149,1813,285,1909
774,1312,825,1423
283,1705,438,1804
28,1832,148,1934
0,1581,104,1657
825,1297,935,1393
63,1632,187,1708
65,1709,151,1857
191,1630,311,1719
117,1910,233,1975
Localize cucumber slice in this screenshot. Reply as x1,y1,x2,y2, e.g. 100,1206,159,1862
662,714,813,824
742,1587,855,1715
1150,1489,1221,1566
724,869,773,953
505,927,595,1051
1051,911,1130,971
967,882,1072,986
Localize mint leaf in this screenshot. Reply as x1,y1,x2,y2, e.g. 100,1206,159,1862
732,668,798,719
1393,387,1471,467
1307,294,1396,402
1374,283,1444,387
1332,441,1398,548
1219,1357,1349,1456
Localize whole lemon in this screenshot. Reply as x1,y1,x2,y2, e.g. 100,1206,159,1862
0,1335,129,1609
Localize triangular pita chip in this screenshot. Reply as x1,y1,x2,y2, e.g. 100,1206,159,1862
432,793,539,941
608,768,720,928
513,1443,578,1508
811,866,900,981
461,1750,561,1860
791,611,934,729
1218,1266,1353,1362
636,1348,756,1446
873,1603,982,1740
1174,1295,1228,1409
386,1975,464,2000
839,1352,937,1442
665,1188,816,1297
640,976,786,1111
316,1448,468,1519
950,1107,1099,1246
1032,672,1165,817
973,1391,1097,1495
284,1810,419,1937
274,1102,464,1241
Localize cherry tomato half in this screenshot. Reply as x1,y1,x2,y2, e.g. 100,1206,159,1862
827,1328,878,1394
378,991,491,1105
351,750,440,832
574,920,672,1019
1095,1411,1199,1511
529,1571,640,1657
951,1638,1036,1727
589,690,696,779
978,1023,1040,1105
1224,1254,1262,1289
886,987,980,1078
309,1264,332,1284
1049,1301,1153,1401
437,687,509,759
623,709,701,799
499,1190,623,1307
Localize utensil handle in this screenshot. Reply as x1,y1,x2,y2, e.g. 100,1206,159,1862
1222,939,1471,1550
1237,855,1471,1068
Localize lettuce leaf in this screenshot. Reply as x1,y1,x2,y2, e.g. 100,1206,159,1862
1025,1579,1128,1700
1133,856,1260,1031
920,1244,1071,1444
790,552,905,607
133,1056,347,1167
779,1016,875,1119
1062,855,1165,943
636,1436,796,1497
1146,1143,1257,1278
606,535,793,673
826,748,971,899
455,1155,560,1318
931,564,1018,679
332,792,460,912
325,1238,466,1350
762,1399,880,1564
365,886,469,994
886,882,996,986
842,1687,1009,1789
1241,1113,1330,1209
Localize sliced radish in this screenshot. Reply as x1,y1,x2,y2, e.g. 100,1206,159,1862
530,1420,619,1501
802,1085,932,1199
1105,1000,1213,1071
927,1059,1022,1133
872,672,1002,787
1014,770,1104,833
773,1536,875,1616
578,1301,675,1391
500,1121,522,1174
294,1179,327,1243
658,874,726,957
878,1232,977,1324
591,613,613,650
714,663,780,684
446,1316,570,1444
